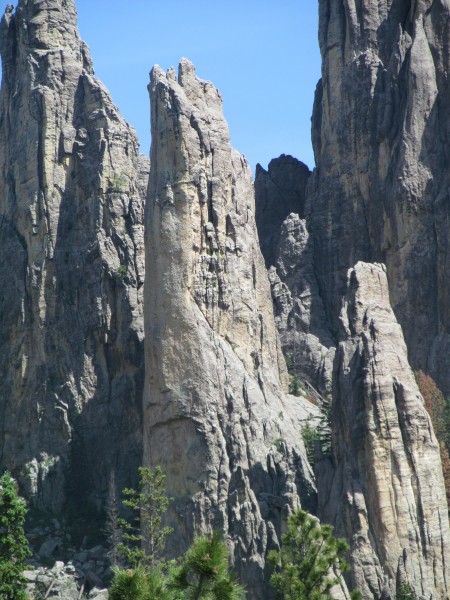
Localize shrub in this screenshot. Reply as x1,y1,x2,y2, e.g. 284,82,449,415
109,172,129,192
109,565,151,600
0,472,31,600
396,582,418,600
118,264,128,279
416,371,450,507
289,374,301,396
301,421,320,465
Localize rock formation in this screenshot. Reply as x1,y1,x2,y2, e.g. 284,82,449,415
256,5,450,595
317,262,450,598
143,59,318,595
268,214,335,395
309,0,450,395
1,1,449,598
255,155,310,268
0,0,147,512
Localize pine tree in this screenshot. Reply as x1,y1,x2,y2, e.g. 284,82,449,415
169,530,246,599
0,472,31,600
109,564,174,600
268,509,349,600
118,466,173,567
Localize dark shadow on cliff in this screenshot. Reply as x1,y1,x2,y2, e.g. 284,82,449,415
46,72,144,519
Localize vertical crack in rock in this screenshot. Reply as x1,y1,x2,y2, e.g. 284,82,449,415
144,59,318,595
317,262,450,599
0,0,147,513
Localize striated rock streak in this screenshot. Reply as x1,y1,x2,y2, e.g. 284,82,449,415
0,0,147,512
144,58,317,595
310,0,450,395
317,262,450,599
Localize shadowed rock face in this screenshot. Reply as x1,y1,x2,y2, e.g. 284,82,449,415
0,0,147,512
254,156,335,396
317,262,450,599
268,214,335,395
144,59,318,596
309,0,450,394
255,155,310,268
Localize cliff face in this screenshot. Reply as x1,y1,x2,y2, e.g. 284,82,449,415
267,213,335,395
0,0,147,512
254,4,450,596
310,0,450,394
318,262,450,599
1,1,449,598
143,59,317,595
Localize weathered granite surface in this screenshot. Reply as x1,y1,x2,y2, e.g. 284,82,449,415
309,0,450,395
317,262,450,599
268,213,335,395
0,0,146,512
143,59,319,596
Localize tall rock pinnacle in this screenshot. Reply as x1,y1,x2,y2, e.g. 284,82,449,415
318,263,450,598
144,59,317,594
0,0,147,511
309,0,450,395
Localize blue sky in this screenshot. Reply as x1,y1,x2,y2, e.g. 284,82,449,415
76,1,321,173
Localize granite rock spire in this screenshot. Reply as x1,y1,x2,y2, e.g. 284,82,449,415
0,0,147,512
144,59,318,595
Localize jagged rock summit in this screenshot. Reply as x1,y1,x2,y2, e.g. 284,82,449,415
255,155,310,269
0,0,147,512
143,58,319,595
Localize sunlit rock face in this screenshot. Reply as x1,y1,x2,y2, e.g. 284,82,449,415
143,58,318,596
0,0,147,512
316,262,450,599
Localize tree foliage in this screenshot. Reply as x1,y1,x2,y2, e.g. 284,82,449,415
169,530,246,600
268,509,349,600
104,472,122,567
396,582,418,600
301,396,332,467
301,422,320,466
111,467,245,599
109,564,174,600
0,472,31,600
119,466,174,568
